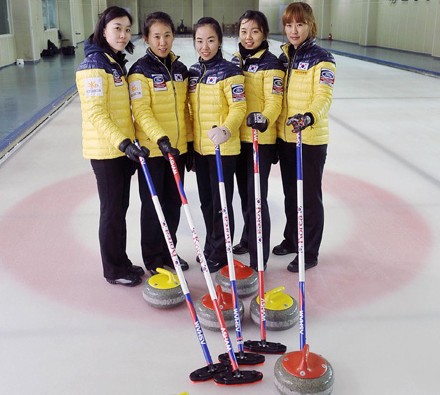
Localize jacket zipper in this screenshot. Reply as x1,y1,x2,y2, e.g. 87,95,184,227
197,63,206,155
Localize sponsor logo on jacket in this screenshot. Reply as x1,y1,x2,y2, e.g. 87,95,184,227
320,68,335,87
188,77,198,93
231,84,245,102
129,80,142,99
112,70,123,86
272,76,283,95
84,77,103,96
152,74,167,91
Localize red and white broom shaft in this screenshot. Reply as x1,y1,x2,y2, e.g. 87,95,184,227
168,152,240,371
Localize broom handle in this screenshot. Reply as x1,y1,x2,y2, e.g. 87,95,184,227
295,130,307,349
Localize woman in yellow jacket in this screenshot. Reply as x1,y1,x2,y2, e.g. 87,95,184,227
188,17,246,273
274,2,336,273
128,12,190,274
76,6,149,287
230,10,284,271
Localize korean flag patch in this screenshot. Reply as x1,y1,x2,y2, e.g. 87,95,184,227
207,76,217,84
248,64,258,73
174,73,183,82
298,62,309,70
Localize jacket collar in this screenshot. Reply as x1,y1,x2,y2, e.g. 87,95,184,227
238,40,269,59
198,49,223,66
281,37,316,58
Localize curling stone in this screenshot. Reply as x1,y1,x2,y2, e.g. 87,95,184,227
274,344,334,394
194,285,244,331
142,268,185,309
215,259,258,297
250,286,299,331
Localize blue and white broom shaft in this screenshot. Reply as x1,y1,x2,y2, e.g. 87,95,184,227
215,145,244,352
168,152,240,371
295,130,307,350
135,141,213,366
252,129,267,341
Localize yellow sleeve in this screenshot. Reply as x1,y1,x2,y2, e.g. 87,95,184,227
76,68,128,149
309,61,335,124
222,74,247,134
261,69,285,127
128,73,167,144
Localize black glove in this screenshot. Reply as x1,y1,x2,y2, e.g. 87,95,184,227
286,113,313,133
246,112,268,132
186,142,195,172
119,138,150,162
157,136,180,160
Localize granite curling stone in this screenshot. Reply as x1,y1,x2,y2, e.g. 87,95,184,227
274,344,334,394
215,259,258,298
142,268,185,309
250,286,299,331
194,285,244,331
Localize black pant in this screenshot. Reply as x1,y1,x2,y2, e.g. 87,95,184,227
137,154,185,270
195,152,237,264
91,157,136,279
278,139,327,261
235,142,276,268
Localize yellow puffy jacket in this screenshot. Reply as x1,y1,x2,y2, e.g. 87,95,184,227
277,39,336,145
231,44,284,144
188,52,246,156
76,42,134,159
128,49,189,158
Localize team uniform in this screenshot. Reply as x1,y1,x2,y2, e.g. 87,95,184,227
188,51,246,268
276,37,336,264
231,42,284,269
128,48,189,272
76,42,136,281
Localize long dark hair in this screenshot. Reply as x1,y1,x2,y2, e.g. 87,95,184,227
89,6,134,54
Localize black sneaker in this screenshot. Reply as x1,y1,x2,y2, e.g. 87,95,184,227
164,255,189,271
205,259,227,273
232,243,248,255
287,256,318,273
272,240,296,256
129,265,145,277
106,272,142,287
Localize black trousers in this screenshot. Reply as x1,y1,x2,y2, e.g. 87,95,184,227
91,157,136,279
137,154,186,270
194,152,237,264
277,139,327,261
235,142,276,268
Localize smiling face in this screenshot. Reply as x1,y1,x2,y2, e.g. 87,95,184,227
239,18,265,50
145,21,174,58
284,19,310,49
103,16,132,53
194,25,221,61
